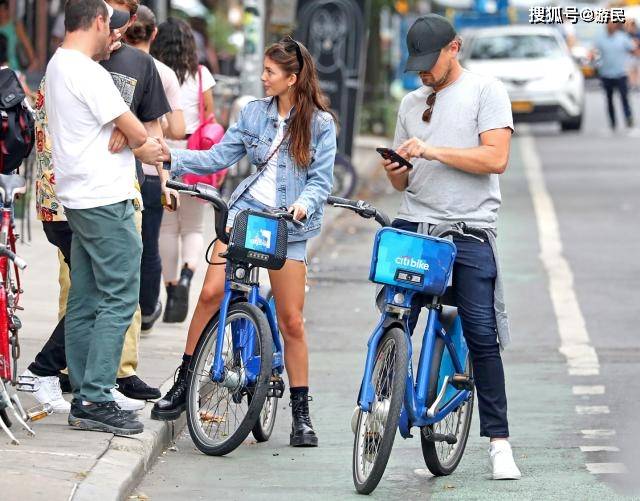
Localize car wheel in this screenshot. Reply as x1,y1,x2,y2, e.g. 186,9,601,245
561,113,583,132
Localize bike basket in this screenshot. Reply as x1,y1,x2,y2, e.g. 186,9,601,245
369,227,457,296
227,210,288,270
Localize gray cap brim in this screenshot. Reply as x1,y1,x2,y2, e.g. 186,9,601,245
405,49,440,73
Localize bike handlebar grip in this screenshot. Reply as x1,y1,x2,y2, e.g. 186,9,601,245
166,180,193,192
327,196,355,207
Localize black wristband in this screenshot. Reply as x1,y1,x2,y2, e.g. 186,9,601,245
162,160,171,171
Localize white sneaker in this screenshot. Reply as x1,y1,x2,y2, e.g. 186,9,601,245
19,369,70,414
489,440,522,480
111,386,145,411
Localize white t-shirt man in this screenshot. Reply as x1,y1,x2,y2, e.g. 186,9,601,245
45,47,137,209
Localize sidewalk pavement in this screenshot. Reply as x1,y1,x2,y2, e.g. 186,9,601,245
0,135,388,501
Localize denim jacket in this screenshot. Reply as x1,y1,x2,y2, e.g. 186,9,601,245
170,97,337,242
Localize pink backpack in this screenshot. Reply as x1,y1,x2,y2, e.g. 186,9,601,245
182,66,226,188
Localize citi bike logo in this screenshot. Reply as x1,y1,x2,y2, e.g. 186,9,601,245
395,256,430,271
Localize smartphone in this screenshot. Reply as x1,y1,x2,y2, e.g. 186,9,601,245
376,147,413,170
161,192,177,211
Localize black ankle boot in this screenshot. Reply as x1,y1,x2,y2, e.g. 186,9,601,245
290,390,318,447
172,265,193,323
151,361,189,421
163,284,178,323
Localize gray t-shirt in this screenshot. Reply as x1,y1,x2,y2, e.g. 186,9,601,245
393,70,513,229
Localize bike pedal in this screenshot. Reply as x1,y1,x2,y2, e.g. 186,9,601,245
17,376,40,393
450,373,474,391
268,375,285,398
422,430,457,445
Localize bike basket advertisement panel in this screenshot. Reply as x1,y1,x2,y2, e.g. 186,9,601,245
245,214,278,256
369,228,456,296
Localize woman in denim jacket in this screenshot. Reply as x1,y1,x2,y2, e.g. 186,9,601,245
153,38,337,447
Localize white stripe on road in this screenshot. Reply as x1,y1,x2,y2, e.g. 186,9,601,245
586,463,628,474
520,134,599,376
575,405,610,415
580,445,620,452
581,429,616,438
573,385,605,395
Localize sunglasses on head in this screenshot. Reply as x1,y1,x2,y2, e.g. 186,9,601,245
283,35,304,73
422,92,436,123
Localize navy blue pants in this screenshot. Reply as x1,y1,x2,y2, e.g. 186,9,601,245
140,176,164,316
393,219,509,438
601,76,632,129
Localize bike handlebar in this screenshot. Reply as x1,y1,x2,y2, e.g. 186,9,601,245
327,196,391,228
0,246,26,270
166,180,231,244
166,180,304,241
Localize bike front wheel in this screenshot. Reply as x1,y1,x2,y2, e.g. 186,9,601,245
421,337,474,476
186,302,273,456
352,328,409,494
251,391,278,442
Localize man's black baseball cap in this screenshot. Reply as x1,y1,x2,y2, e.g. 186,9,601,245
105,2,130,30
405,14,457,72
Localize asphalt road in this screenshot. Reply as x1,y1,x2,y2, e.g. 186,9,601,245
132,85,640,500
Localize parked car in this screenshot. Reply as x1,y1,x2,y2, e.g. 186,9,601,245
460,25,585,131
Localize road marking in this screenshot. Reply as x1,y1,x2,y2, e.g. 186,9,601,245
573,385,605,395
575,405,610,415
581,429,616,439
520,134,599,376
586,463,628,474
580,446,620,452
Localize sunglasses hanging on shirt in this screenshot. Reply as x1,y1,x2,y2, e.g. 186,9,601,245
422,92,437,123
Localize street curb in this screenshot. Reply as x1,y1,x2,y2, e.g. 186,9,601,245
71,378,186,501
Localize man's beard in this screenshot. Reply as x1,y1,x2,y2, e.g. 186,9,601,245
421,60,452,90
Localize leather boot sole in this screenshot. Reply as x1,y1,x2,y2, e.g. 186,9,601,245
151,403,186,421
290,433,319,447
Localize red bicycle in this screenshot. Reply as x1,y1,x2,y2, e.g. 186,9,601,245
0,173,46,444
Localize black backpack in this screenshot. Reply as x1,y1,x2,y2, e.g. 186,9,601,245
0,68,34,174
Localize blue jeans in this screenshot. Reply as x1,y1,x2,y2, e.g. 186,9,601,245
140,176,164,316
393,219,509,438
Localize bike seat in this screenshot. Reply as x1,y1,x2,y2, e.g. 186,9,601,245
0,174,26,205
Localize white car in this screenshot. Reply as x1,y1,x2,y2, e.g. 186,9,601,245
461,25,585,131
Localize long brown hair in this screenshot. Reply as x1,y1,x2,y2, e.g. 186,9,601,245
265,38,336,168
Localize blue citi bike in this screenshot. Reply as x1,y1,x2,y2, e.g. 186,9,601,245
166,180,294,456
327,196,476,494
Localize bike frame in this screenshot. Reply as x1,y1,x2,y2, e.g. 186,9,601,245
210,262,284,385
0,205,19,382
357,285,471,439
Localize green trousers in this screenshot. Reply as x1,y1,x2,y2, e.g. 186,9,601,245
64,200,142,403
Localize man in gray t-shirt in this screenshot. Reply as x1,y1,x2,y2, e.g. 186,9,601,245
383,14,521,480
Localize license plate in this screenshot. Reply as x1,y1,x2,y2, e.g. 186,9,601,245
511,101,534,113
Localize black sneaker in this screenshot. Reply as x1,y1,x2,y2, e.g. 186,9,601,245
68,400,143,435
116,375,161,400
142,301,163,332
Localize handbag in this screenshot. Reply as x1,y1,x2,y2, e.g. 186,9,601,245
182,66,226,188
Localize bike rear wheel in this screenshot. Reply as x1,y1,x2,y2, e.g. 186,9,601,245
352,328,409,494
421,337,474,476
186,302,273,456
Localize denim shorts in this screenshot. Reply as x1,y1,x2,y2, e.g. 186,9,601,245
226,194,307,263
